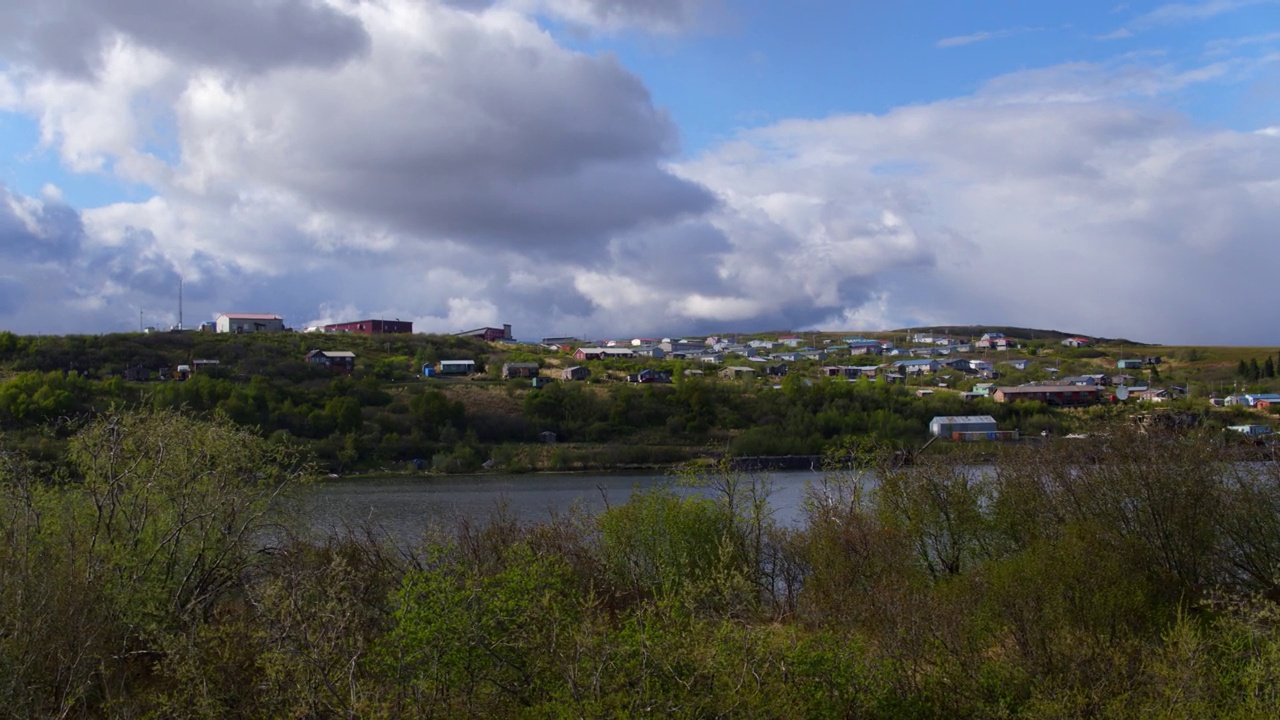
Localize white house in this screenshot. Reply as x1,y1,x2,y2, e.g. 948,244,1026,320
216,313,284,333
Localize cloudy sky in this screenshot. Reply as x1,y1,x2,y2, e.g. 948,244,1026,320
0,0,1277,344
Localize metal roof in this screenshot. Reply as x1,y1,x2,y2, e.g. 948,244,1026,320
931,415,997,424
218,312,282,320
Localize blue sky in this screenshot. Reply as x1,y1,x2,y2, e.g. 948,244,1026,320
0,0,1278,343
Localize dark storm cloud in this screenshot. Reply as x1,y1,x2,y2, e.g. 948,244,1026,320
85,227,185,297
182,6,717,257
0,0,369,76
0,278,27,315
0,185,86,263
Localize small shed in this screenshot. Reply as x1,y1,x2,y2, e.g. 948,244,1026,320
439,359,476,376
929,415,999,438
562,366,591,381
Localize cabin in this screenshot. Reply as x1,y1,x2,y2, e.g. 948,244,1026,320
561,366,591,381
305,349,356,374
502,362,540,379
438,359,476,376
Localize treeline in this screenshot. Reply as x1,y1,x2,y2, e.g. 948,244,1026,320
3,411,1280,717
1237,354,1280,381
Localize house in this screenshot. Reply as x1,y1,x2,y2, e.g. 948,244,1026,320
660,340,705,354
823,365,861,379
893,359,940,375
721,366,757,379
1245,393,1280,407
967,360,994,374
634,346,667,359
123,365,150,382
1112,374,1137,386
305,349,356,373
574,347,635,360
562,366,591,381
1229,424,1274,437
502,362,539,379
993,385,1100,406
541,336,581,349
929,415,998,438
1116,359,1145,370
1059,375,1099,386
216,313,284,333
438,359,476,376
324,319,413,334
1138,388,1174,403
1061,337,1092,348
976,333,1016,351
1002,359,1032,371
456,325,513,342
628,368,671,384
846,339,884,356
777,336,805,348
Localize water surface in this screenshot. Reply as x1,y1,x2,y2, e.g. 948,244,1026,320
302,469,827,546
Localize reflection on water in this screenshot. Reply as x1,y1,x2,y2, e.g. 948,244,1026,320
299,470,826,546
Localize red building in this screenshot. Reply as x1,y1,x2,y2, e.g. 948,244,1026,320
324,319,413,334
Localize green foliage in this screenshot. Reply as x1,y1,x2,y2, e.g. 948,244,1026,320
0,409,306,717
598,487,745,610
6,416,1280,716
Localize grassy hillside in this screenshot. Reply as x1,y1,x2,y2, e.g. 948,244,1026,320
0,329,1277,474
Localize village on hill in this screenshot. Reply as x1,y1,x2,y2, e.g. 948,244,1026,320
135,313,1280,458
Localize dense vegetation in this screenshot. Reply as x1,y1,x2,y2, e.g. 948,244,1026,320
4,410,1280,717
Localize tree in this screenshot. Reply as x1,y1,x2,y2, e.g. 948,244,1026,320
1266,357,1275,379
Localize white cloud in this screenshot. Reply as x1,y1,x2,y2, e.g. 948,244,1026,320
1103,0,1280,40
502,0,718,33
937,27,1042,49
0,0,1277,344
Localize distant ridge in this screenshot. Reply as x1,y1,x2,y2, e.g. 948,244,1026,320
887,325,1151,346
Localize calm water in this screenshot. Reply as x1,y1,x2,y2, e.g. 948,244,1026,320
301,469,828,546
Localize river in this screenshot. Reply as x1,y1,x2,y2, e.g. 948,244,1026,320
302,469,832,546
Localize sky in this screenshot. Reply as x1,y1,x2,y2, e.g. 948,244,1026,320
0,0,1278,345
